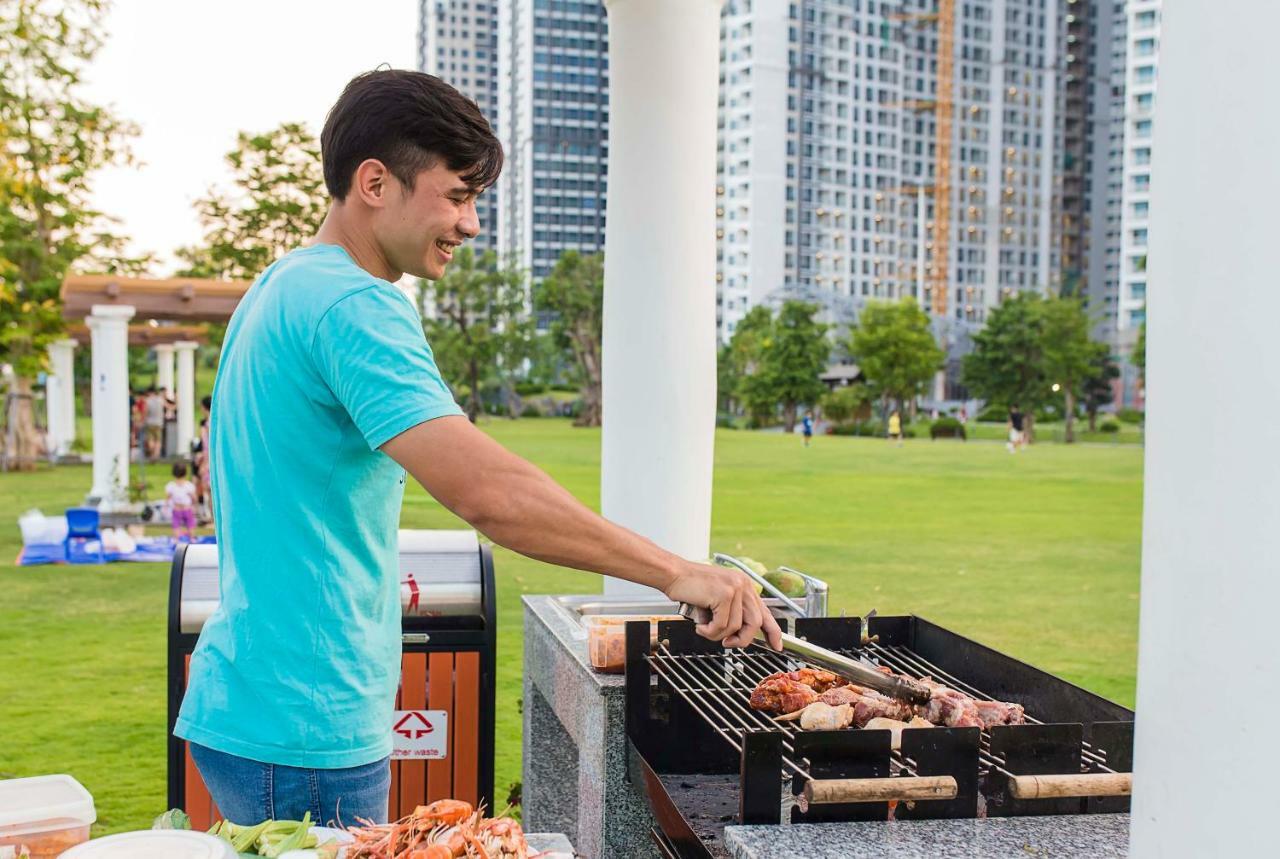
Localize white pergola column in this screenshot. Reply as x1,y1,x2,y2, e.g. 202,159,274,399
86,305,135,507
1130,2,1280,855
46,339,77,457
174,341,198,456
155,343,175,397
600,0,723,595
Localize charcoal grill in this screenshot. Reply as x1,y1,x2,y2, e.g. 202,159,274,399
625,615,1134,859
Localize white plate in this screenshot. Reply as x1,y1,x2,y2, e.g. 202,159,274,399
60,830,237,859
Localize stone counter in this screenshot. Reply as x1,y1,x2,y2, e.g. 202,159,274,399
521,595,657,859
723,813,1130,858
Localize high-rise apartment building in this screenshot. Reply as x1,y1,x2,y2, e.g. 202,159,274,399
716,0,1062,356
418,0,501,253
1117,0,1157,337
497,0,610,281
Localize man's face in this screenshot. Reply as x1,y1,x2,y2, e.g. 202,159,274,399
377,162,482,280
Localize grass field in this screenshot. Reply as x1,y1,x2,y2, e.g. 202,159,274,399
0,420,1143,834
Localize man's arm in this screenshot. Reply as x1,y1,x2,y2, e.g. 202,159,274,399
382,416,782,649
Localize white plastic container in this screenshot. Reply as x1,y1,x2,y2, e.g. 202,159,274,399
60,830,237,858
0,774,96,858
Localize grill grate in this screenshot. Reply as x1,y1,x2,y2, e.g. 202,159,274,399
645,635,1121,785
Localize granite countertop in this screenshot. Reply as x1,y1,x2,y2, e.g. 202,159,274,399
525,832,576,856
723,814,1130,858
523,595,627,693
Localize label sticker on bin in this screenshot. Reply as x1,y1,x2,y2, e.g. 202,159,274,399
392,710,449,760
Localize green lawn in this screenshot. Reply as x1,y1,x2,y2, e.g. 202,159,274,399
0,420,1143,834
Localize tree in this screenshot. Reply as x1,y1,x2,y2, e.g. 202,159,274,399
422,247,531,422
1132,320,1146,386
0,0,148,468
741,301,829,432
822,383,872,428
1040,296,1097,443
719,304,773,417
1082,344,1121,432
847,299,944,417
535,251,603,427
962,293,1049,442
176,123,327,282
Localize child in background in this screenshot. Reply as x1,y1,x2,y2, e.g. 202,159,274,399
167,462,198,542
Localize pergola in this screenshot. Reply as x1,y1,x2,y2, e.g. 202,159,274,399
55,275,250,506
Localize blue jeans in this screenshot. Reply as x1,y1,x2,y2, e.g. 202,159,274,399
189,743,390,826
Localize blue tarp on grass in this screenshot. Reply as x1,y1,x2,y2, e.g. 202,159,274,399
17,535,216,566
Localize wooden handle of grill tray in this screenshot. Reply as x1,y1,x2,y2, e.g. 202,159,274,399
1008,773,1133,799
802,776,958,807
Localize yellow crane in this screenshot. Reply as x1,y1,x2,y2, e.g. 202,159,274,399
890,0,954,318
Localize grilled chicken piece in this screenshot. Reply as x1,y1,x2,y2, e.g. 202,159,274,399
750,675,819,714
851,690,917,727
776,701,856,731
790,667,847,694
917,684,983,728
817,685,865,706
974,699,1026,727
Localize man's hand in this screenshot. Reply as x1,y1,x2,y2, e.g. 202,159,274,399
664,561,784,650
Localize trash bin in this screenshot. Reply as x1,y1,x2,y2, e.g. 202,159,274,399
167,530,497,827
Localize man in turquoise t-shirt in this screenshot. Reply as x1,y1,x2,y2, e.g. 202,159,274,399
176,70,781,825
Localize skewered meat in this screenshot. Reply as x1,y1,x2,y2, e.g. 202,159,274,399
776,701,856,730
750,674,819,714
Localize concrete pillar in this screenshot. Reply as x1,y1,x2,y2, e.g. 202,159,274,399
155,343,175,398
1130,2,1280,855
599,0,723,595
86,305,135,507
45,339,77,457
174,341,198,457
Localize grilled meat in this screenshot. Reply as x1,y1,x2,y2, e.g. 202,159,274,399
776,701,856,730
750,674,819,714
750,665,1024,731
974,699,1026,727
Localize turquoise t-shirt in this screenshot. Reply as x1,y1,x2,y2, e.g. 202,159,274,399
175,244,463,769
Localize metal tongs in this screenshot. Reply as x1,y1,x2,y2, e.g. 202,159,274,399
678,555,932,706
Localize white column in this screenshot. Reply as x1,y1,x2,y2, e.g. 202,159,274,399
600,0,723,596
155,343,175,398
86,305,135,507
46,339,77,457
1130,2,1280,855
174,341,198,456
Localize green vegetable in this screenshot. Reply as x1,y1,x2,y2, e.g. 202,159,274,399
152,808,192,830
763,569,807,599
208,814,315,856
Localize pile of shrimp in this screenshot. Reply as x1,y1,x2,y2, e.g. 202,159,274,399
345,799,538,859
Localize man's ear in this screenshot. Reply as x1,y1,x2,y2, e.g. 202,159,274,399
351,159,392,208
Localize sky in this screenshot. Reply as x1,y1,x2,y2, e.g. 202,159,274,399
83,0,419,271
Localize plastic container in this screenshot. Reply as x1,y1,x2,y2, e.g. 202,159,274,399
59,830,237,858
0,774,96,858
586,615,684,673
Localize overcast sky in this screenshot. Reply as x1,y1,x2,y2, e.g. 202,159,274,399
83,0,419,271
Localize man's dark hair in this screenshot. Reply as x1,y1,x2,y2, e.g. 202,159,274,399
201,395,212,410
321,69,503,201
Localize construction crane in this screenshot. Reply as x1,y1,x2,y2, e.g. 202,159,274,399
890,0,954,319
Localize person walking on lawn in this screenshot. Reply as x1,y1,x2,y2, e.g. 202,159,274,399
175,69,782,828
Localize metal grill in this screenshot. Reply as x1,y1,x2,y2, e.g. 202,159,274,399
645,629,1126,780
